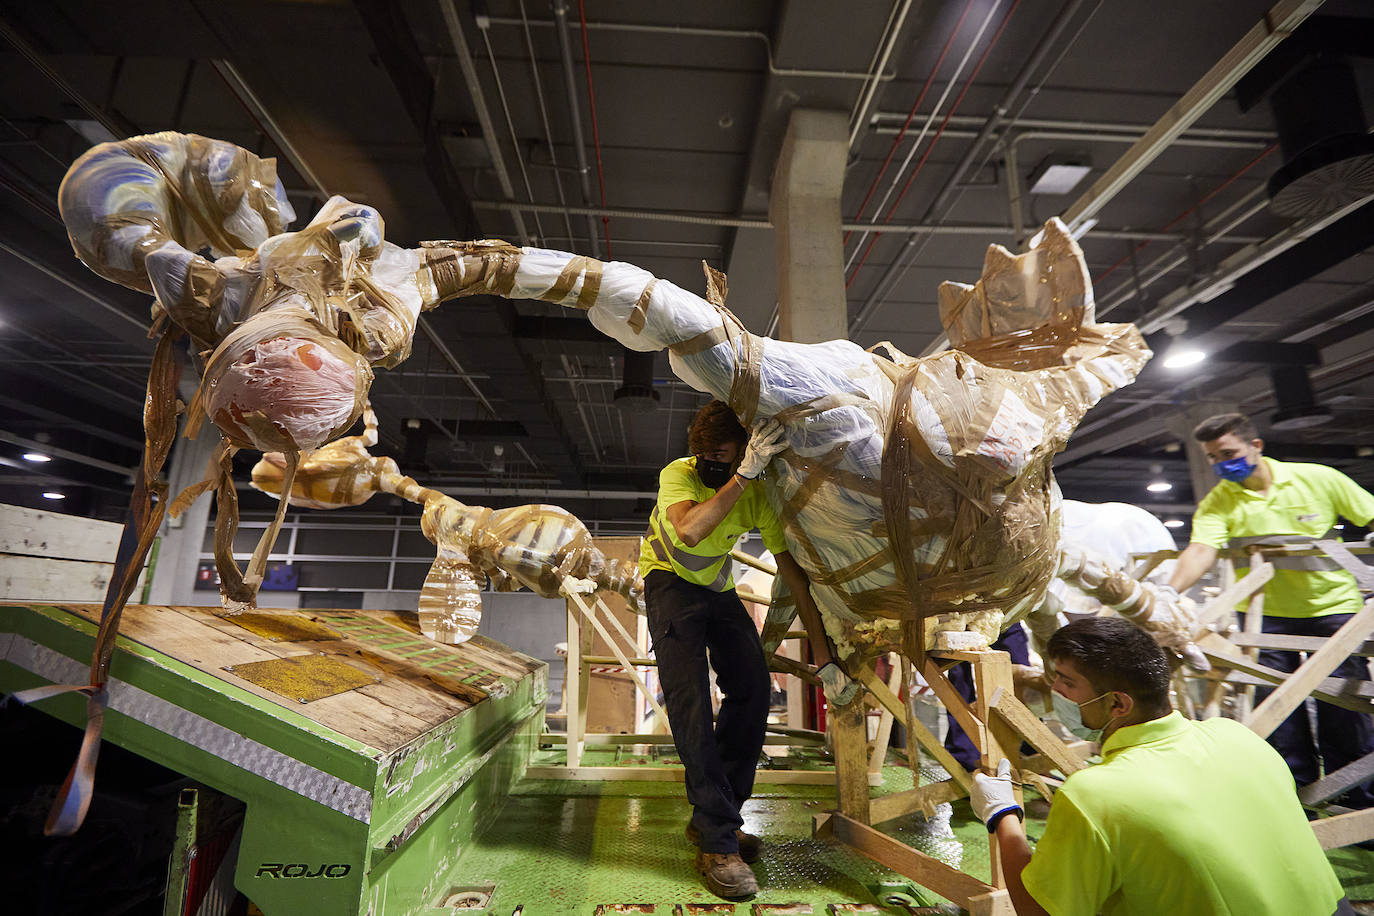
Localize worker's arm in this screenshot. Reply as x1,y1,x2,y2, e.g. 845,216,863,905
993,816,1050,916
773,550,836,668
665,477,750,547
1167,541,1218,593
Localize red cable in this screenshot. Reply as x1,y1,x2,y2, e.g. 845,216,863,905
1092,142,1277,286
845,0,979,246
847,0,1024,289
577,0,613,258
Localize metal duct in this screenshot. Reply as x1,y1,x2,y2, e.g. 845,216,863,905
1269,364,1332,430
1236,16,1374,218
614,350,660,413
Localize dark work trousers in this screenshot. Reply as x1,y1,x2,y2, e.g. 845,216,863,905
644,570,770,855
1250,612,1374,808
944,624,1030,772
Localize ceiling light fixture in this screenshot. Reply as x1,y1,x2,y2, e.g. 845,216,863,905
1162,346,1206,369
1028,155,1092,195
41,491,65,500
22,452,52,462
1147,463,1172,493
1164,519,1185,529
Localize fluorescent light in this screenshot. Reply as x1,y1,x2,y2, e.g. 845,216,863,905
1162,348,1206,369
1029,162,1092,195
1165,519,1185,529
41,491,65,500
1146,481,1173,493
22,452,52,462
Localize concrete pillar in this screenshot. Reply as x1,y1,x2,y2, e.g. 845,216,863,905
147,428,222,606
770,109,848,344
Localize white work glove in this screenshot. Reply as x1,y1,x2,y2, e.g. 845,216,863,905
1142,582,1210,673
735,418,787,480
970,759,1023,833
1364,531,1374,548
817,662,861,706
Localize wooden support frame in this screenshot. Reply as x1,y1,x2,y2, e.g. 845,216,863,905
828,649,1086,910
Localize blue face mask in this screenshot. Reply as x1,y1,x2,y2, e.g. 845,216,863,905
1213,455,1257,483
1051,690,1111,743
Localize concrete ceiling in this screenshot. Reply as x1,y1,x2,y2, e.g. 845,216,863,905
1,0,1373,539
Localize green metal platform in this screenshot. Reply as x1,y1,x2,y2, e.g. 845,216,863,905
3,602,1370,915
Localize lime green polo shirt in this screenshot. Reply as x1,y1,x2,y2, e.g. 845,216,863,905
1190,457,1374,617
639,457,788,590
1021,711,1343,916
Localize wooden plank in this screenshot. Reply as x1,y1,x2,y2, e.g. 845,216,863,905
920,657,983,751
1245,598,1374,739
869,778,965,825
1020,740,1094,775
1311,807,1374,850
1298,749,1374,807
565,599,584,767
826,813,997,907
855,665,972,790
524,765,879,786
1229,632,1374,657
0,504,123,561
990,692,1085,776
970,651,1018,888
868,658,902,774
1316,539,1374,591
832,698,871,823
565,588,670,728
1209,669,1374,715
1236,554,1267,720
1,555,149,604
1195,564,1273,626
539,733,812,747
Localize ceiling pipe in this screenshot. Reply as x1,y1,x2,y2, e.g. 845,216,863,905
211,60,331,204
437,0,531,244
850,0,1096,338
0,17,136,139
848,0,918,150
0,430,136,478
1060,0,1326,232
471,199,1255,243
551,0,604,258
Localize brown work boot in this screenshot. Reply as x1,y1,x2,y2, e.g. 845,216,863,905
684,822,762,863
695,851,758,899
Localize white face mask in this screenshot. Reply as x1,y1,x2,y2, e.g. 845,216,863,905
1051,689,1112,742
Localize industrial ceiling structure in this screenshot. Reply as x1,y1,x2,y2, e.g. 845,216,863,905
2,0,1373,540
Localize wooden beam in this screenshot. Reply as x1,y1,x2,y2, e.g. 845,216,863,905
1229,632,1374,657
1298,749,1374,807
526,765,881,785
1311,807,1374,850
1196,563,1273,626
565,586,671,728
991,692,1086,776
920,657,983,749
1245,599,1374,738
869,657,903,774
824,813,1001,908
855,665,973,789
869,778,966,825
1020,741,1094,775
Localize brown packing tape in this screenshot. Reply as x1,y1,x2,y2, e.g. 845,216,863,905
627,278,657,333
667,325,730,357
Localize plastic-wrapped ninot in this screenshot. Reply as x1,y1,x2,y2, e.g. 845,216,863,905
428,221,1158,662
249,403,644,643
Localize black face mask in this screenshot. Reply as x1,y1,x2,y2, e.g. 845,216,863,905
696,458,734,490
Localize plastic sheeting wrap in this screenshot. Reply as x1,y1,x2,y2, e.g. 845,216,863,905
58,134,451,453
436,221,1151,659
249,409,643,643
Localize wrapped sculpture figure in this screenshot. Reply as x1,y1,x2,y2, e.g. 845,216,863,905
58,130,1205,666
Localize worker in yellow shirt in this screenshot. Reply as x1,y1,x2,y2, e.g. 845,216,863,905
971,617,1351,916
1165,412,1374,807
641,401,857,899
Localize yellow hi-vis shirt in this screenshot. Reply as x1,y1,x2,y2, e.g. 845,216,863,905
639,457,788,590
1022,712,1343,916
1190,457,1374,617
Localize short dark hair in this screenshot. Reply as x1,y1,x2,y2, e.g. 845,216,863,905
1192,412,1258,444
688,400,746,456
1047,617,1172,713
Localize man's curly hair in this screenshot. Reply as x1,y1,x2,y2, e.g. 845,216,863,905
687,400,747,457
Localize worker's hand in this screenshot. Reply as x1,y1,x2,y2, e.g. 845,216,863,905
1142,582,1211,673
971,759,1023,833
817,661,862,706
1364,531,1374,548
736,418,787,480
